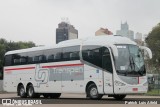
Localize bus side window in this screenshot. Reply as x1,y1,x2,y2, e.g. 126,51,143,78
20,57,27,64
82,46,102,68
88,51,94,59
39,55,46,63
63,52,70,61
102,47,113,73
33,56,39,63
48,54,54,62
62,46,80,61
12,54,21,65
4,55,12,66
14,59,20,65
54,52,62,62
28,57,33,64
44,48,62,62
70,52,79,60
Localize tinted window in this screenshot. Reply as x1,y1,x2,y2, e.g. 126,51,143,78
28,51,45,64
44,48,62,62
82,46,102,68
19,53,28,65
102,47,113,73
4,46,80,66
62,46,80,61
4,55,12,66
82,46,113,72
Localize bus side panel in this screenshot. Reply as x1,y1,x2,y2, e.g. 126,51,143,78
84,64,104,94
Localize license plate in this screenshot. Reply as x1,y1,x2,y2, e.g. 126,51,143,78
132,88,138,91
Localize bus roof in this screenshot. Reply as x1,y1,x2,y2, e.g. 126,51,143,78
5,35,136,55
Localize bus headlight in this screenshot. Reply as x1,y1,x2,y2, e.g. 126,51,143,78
115,80,126,86
143,81,148,86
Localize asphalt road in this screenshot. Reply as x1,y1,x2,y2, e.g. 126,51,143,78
0,93,160,107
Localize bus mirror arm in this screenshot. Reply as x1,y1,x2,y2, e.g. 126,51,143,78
139,46,152,59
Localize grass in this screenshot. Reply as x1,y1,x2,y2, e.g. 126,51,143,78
146,89,160,95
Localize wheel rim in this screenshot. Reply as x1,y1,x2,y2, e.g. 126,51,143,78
28,87,33,97
20,87,25,96
90,88,98,96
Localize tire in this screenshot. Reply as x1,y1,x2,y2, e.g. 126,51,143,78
18,85,27,98
27,84,40,98
113,95,126,100
87,84,103,100
50,93,61,99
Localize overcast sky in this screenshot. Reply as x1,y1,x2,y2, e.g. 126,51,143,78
0,0,160,45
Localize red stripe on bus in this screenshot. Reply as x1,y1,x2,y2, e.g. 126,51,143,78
42,63,84,68
4,63,84,72
5,67,35,71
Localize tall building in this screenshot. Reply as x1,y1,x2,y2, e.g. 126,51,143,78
56,22,78,44
134,32,144,46
116,22,134,40
135,32,143,41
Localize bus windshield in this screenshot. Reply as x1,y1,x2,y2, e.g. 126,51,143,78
115,44,145,76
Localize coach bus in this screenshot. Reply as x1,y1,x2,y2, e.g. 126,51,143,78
3,35,152,100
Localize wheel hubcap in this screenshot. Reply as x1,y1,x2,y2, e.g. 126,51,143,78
90,88,98,96
20,88,25,96
28,88,33,96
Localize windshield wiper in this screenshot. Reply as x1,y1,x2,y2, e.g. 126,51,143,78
137,65,145,76
129,55,143,76
129,55,135,72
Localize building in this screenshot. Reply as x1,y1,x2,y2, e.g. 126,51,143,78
135,32,143,41
134,32,146,46
56,22,78,44
95,28,113,36
116,22,134,40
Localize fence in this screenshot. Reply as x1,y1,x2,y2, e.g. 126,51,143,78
147,74,160,95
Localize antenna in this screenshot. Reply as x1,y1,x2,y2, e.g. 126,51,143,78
61,17,70,24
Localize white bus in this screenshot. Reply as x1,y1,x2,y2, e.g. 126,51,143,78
3,35,152,100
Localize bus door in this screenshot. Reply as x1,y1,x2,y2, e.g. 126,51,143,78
102,47,114,94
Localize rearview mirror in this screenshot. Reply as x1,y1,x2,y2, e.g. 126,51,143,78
139,46,152,59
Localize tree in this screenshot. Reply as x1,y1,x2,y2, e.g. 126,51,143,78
146,23,160,73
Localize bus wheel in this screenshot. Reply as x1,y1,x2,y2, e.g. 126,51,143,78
50,93,61,99
18,85,27,98
27,84,40,98
87,84,103,100
113,95,126,100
